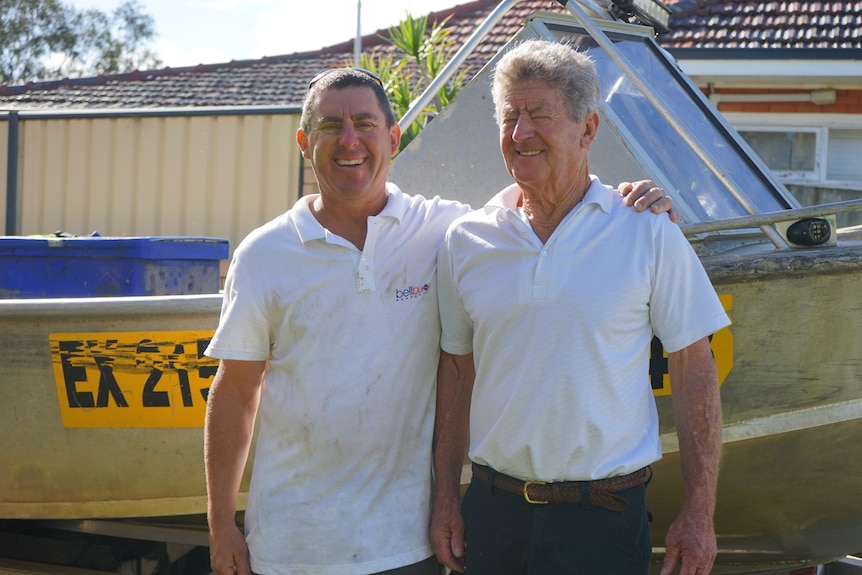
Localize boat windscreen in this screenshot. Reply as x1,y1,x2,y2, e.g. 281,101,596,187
548,25,794,222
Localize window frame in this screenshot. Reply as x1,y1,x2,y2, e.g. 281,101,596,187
735,125,822,182
724,113,862,189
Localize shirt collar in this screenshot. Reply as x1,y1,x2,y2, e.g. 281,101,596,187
292,182,406,245
484,175,612,216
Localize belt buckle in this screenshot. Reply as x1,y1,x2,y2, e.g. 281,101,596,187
523,480,548,504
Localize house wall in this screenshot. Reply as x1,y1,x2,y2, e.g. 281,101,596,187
718,97,862,227
715,89,862,115
1,108,304,258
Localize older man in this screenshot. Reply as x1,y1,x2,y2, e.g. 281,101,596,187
204,67,675,575
431,40,729,575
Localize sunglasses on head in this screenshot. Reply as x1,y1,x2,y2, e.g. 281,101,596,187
307,67,384,89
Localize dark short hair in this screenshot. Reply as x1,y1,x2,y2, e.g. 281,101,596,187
300,68,396,133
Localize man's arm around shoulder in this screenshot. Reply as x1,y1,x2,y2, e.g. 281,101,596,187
662,337,722,575
431,351,475,574
205,358,266,575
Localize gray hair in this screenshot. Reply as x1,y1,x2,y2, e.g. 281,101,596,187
491,39,600,124
300,68,396,134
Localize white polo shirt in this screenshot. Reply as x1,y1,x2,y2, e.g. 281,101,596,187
438,177,730,482
206,184,470,575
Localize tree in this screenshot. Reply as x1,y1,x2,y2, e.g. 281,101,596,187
0,0,162,85
359,13,469,152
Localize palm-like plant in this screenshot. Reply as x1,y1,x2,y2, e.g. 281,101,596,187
358,12,469,152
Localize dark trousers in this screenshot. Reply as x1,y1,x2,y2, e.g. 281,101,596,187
372,556,442,575
461,473,652,575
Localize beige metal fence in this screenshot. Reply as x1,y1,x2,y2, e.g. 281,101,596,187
2,107,308,256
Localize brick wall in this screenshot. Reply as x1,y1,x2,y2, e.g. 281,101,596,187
712,88,862,114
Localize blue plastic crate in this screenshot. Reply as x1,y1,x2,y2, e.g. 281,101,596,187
0,236,229,298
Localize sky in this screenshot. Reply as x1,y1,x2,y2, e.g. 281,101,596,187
65,0,466,69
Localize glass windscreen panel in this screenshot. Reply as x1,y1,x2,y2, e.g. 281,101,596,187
549,26,792,221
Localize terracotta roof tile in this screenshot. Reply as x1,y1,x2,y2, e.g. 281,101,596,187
1,0,860,109
661,0,862,49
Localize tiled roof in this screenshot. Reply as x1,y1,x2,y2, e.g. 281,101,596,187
0,53,364,109
0,0,508,109
661,0,862,49
1,0,860,109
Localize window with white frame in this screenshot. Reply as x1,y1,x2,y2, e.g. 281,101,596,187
737,128,817,179
731,119,862,187
826,129,862,181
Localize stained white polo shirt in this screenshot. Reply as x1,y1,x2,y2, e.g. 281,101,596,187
438,177,730,482
206,184,469,575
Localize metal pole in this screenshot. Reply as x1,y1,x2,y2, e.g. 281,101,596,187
681,198,862,237
354,0,362,67
5,111,19,236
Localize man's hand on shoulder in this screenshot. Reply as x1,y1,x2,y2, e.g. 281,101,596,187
618,180,681,223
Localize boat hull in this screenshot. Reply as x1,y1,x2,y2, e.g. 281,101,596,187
647,244,862,573
0,295,253,519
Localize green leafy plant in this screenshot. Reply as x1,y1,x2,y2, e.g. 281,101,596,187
358,12,469,152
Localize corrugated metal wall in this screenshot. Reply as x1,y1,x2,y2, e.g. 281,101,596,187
2,108,306,255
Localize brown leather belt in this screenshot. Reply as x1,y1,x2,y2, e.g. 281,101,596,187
471,462,648,512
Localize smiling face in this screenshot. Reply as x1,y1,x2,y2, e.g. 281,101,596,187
296,85,400,209
497,79,598,195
